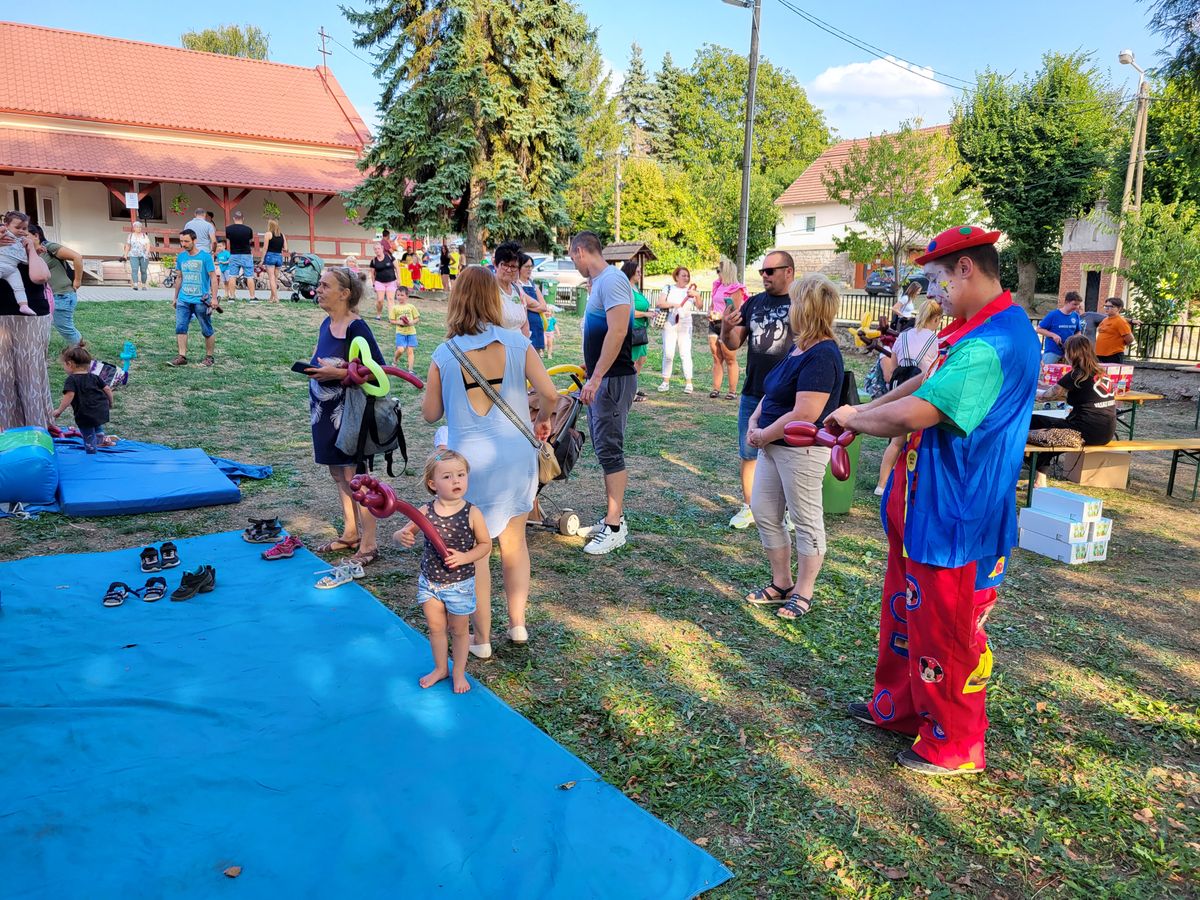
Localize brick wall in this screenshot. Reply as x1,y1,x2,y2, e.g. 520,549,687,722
1058,250,1127,308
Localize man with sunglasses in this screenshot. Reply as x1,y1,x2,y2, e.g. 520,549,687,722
826,226,1039,777
721,251,797,530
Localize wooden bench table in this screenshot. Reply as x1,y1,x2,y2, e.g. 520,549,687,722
1023,438,1200,505
1112,391,1165,440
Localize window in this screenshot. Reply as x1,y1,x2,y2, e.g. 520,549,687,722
805,216,816,233
108,182,164,222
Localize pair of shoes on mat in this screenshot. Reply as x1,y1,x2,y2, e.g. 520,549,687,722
101,575,170,607
171,566,216,601
242,517,283,544
140,542,180,572
262,535,303,560
314,561,364,589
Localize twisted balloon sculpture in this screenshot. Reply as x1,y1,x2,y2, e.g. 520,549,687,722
782,421,857,481
340,336,425,396
349,474,450,559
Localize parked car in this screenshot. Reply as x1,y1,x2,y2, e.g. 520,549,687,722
530,257,587,290
865,266,928,296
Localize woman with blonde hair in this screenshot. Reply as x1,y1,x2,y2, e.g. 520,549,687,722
874,298,942,495
262,218,288,302
422,266,559,656
743,274,844,620
708,257,743,399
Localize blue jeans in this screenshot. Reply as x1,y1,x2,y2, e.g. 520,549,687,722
1041,350,1063,364
417,574,477,616
52,292,81,345
129,256,148,285
738,393,761,461
175,299,215,337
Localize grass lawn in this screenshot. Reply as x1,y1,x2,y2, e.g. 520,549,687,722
7,293,1199,898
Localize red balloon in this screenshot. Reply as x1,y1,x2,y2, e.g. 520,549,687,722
784,421,818,438
837,430,856,448
349,474,449,558
830,445,851,481
815,429,839,448
341,360,424,391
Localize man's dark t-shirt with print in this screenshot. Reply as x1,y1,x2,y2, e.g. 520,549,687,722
740,290,794,398
225,224,254,254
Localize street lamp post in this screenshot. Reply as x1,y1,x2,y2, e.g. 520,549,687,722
723,0,761,282
1107,49,1150,300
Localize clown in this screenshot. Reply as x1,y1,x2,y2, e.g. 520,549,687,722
826,226,1039,775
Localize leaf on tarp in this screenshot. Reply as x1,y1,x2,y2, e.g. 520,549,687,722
557,781,577,791
223,866,242,878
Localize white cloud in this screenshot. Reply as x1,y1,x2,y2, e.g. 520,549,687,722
808,56,956,139
601,57,625,98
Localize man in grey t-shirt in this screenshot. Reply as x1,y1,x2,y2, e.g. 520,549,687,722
184,208,216,255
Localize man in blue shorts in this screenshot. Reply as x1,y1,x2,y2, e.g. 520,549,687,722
169,228,221,367
223,210,258,301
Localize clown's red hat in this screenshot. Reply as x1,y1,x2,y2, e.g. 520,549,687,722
915,225,1001,265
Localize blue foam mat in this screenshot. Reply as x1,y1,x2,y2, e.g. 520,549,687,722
0,532,730,898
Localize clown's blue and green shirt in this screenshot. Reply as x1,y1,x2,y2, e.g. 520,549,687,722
885,292,1040,571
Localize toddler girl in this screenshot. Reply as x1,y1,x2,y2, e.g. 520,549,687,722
52,342,113,453
0,211,35,315
395,450,491,694
545,314,557,359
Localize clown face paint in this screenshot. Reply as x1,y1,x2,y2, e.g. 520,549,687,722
925,261,965,318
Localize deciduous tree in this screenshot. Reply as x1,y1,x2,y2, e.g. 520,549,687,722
1144,0,1200,89
181,24,270,59
1114,200,1200,324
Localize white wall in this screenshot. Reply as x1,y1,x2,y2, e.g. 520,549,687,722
775,201,854,250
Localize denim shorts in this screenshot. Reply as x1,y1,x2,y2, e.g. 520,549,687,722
1041,350,1063,364
226,254,254,277
737,392,761,461
395,333,418,348
417,574,476,616
263,252,284,267
175,300,215,337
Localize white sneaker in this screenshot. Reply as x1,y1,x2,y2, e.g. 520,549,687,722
583,522,627,555
683,383,694,394
657,382,670,393
578,514,625,539
729,505,754,529
784,511,795,532
873,485,885,496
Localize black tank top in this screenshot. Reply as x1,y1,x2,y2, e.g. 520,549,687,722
266,233,284,253
420,501,476,584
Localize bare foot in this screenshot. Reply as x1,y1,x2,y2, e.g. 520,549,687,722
453,673,471,694
419,667,449,689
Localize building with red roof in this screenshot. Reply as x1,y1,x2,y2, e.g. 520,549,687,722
774,125,950,288
0,21,378,279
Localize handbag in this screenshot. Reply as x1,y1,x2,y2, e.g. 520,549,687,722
651,307,669,329
1028,427,1083,448
447,341,561,484
631,318,649,348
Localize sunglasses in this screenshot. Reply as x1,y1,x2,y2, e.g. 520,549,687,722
759,266,790,277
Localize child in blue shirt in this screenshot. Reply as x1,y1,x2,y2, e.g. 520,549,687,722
1035,292,1082,363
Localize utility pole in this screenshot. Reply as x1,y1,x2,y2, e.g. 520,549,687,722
1108,50,1149,300
614,152,623,242
318,27,332,70
723,0,762,281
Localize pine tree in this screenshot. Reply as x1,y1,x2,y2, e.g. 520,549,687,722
648,52,685,161
344,0,592,261
618,43,656,154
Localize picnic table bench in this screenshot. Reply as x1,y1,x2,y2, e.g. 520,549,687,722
1023,438,1200,505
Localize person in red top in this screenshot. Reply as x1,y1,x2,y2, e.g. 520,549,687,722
826,226,1040,776
406,244,424,290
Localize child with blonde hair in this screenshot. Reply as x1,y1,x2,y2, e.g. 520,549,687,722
395,449,491,693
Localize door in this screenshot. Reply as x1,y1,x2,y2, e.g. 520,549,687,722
4,184,59,242
1084,270,1101,312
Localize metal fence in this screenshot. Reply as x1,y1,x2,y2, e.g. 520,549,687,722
1131,322,1200,363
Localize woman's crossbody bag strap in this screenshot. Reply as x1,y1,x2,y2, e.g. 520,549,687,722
447,340,548,457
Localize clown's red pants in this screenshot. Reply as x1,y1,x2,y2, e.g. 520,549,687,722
868,503,998,771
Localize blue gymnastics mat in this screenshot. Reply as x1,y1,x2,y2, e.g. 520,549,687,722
53,439,268,517
0,531,730,899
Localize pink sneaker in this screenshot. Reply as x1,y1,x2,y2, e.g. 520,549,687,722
261,535,303,560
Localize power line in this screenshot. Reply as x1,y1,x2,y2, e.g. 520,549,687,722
325,32,378,71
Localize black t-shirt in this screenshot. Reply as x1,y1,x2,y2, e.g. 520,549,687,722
225,224,254,254
440,247,451,272
369,257,397,283
739,290,794,398
758,340,845,441
0,263,49,316
63,372,110,427
1061,371,1117,443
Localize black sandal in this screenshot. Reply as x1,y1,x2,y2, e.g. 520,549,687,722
159,542,180,569
141,576,167,603
708,390,721,398
746,582,794,605
139,546,161,573
777,594,812,619
103,582,134,607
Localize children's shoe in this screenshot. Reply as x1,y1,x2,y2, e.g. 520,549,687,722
170,566,215,601
262,535,303,560
729,505,754,529
140,576,168,603
583,522,627,555
102,581,134,607
242,517,283,544
315,561,364,589
159,541,180,569
139,546,162,572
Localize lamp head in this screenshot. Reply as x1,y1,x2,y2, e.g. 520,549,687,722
1118,49,1135,65
721,0,754,7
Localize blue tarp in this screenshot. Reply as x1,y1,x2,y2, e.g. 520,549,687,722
2,439,271,518
0,531,731,898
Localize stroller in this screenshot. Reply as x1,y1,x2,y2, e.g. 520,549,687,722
288,253,325,302
528,364,588,536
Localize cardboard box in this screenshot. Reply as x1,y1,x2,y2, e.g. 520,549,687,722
1031,487,1103,522
1061,451,1130,490
1019,529,1090,565
1100,363,1134,394
1089,517,1112,541
1088,539,1109,562
1019,507,1090,544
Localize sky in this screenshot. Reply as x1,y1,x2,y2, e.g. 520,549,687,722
15,0,1166,139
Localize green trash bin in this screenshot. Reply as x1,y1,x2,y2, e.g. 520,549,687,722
543,280,558,305
574,286,587,316
822,435,862,515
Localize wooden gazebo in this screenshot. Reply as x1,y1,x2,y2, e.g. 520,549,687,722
602,242,656,292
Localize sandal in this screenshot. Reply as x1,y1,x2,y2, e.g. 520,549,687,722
777,594,812,620
103,581,134,607
350,548,379,570
724,392,737,400
262,535,304,560
242,517,283,544
159,541,180,569
315,538,359,554
139,546,161,573
708,390,721,399
315,561,364,589
746,582,794,605
141,576,167,603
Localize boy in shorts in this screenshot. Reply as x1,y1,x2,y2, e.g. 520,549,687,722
389,286,420,370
